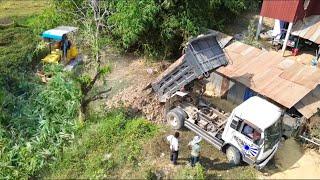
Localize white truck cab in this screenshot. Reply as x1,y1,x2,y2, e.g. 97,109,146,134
222,96,283,169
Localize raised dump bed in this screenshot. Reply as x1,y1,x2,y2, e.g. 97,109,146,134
151,34,228,102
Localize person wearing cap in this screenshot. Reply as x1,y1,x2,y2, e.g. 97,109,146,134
188,135,202,167
166,131,180,165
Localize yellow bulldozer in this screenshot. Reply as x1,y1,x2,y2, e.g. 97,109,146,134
41,26,79,64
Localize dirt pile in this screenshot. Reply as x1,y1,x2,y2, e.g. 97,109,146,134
107,82,165,123
105,59,170,123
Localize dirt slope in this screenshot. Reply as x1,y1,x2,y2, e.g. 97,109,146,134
104,54,170,123
261,139,320,179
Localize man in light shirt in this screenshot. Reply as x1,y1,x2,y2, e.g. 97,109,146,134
188,135,202,167
166,131,180,165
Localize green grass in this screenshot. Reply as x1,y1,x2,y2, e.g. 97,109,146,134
0,0,48,75
0,0,48,19
44,110,158,178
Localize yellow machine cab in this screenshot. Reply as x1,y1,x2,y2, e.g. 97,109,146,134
41,26,79,64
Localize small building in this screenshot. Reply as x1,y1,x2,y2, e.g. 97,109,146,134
256,0,320,56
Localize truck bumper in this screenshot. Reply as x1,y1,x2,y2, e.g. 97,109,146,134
254,145,278,170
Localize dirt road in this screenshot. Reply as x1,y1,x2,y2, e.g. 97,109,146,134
261,139,320,179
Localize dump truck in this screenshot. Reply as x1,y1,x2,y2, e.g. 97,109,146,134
150,34,291,169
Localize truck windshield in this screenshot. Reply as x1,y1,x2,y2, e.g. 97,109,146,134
264,120,281,151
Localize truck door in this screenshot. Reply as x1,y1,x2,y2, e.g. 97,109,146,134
229,121,262,164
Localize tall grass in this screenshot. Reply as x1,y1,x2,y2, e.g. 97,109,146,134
0,65,82,178
44,110,158,178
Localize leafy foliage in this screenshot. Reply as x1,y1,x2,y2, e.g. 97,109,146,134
242,19,261,48
108,0,258,58
175,163,207,179
0,65,82,178
45,110,158,178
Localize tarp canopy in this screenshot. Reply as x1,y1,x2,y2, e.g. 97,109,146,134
41,26,78,41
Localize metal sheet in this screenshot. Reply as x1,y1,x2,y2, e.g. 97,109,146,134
295,85,320,118
217,41,320,108
260,0,301,22
260,0,320,23
292,15,320,44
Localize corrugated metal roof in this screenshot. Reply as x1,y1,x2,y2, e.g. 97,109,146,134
217,41,320,109
260,0,320,23
292,15,320,44
294,86,320,118
260,0,301,22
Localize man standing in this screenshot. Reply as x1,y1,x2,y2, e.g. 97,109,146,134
188,136,202,167
166,131,180,165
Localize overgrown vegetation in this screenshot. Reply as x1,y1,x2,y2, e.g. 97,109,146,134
109,0,260,58
0,64,81,178
242,19,261,48
175,164,207,179
44,110,158,178
0,1,82,178
50,0,260,59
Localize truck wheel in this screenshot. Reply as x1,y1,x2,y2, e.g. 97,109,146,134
166,108,185,130
226,146,241,165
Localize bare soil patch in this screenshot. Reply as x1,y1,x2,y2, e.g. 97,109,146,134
104,54,170,123
261,139,320,179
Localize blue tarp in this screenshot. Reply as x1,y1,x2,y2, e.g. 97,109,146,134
41,26,78,40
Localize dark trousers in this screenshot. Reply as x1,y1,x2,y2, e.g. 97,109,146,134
170,151,179,165
190,155,199,167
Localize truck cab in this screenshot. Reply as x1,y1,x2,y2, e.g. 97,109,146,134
221,96,282,169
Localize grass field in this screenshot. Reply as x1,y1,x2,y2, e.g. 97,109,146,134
0,0,47,19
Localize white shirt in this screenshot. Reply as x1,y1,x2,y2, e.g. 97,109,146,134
167,135,179,151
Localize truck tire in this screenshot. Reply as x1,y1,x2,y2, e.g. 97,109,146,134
166,108,185,130
226,146,241,165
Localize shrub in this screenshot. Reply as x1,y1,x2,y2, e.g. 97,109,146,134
45,110,158,178
175,163,207,180
0,64,82,178
108,0,257,59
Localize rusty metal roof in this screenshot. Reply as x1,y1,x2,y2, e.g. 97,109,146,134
260,0,320,23
292,15,320,44
217,41,320,110
294,85,320,118
260,0,301,22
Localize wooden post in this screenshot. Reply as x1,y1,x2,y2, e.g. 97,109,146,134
281,22,293,56
255,16,263,40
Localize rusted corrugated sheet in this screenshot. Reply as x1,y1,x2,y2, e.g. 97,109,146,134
294,86,320,118
292,15,320,44
260,0,300,22
216,41,320,110
260,0,320,22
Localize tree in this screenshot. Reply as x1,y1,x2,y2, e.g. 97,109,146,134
64,0,112,115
